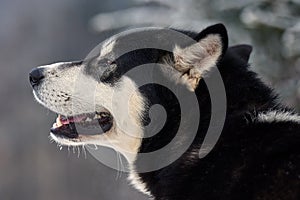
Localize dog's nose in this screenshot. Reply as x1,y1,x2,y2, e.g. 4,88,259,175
29,68,45,87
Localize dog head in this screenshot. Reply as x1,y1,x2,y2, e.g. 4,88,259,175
29,24,230,163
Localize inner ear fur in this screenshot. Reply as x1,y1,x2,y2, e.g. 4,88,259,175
172,23,228,91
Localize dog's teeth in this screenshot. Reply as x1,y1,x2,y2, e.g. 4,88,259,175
95,114,101,119
101,113,109,118
94,115,100,119
94,112,110,120
86,117,92,122
56,115,63,127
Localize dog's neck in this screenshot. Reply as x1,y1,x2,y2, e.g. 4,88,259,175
126,50,277,198
128,79,212,197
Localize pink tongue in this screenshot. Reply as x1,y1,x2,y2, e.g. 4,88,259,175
60,115,87,125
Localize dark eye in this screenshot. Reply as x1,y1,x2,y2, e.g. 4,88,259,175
108,60,117,65
98,58,116,67
99,58,118,82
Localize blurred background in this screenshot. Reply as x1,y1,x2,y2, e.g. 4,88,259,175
0,0,299,199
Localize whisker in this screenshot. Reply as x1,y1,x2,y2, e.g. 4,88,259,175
119,152,125,175
82,145,87,159
77,146,81,158
115,152,124,180
115,151,120,180
67,146,71,156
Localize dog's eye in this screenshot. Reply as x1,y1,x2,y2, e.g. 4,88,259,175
97,58,116,67
100,61,118,84
106,60,117,69
107,60,117,66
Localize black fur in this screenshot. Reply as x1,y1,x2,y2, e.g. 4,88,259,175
34,24,299,200
130,25,300,200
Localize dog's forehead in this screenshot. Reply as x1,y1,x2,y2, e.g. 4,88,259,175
99,27,163,58
98,27,193,59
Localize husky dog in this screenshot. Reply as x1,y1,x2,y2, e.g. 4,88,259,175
30,24,300,200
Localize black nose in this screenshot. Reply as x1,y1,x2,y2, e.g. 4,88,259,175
29,68,45,87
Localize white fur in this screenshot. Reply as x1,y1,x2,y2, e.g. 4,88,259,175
257,110,300,123
100,39,116,57
33,62,145,164
128,169,152,196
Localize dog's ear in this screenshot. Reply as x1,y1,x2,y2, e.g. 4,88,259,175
228,44,252,63
173,23,228,91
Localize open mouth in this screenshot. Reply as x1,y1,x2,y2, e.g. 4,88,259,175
51,111,113,139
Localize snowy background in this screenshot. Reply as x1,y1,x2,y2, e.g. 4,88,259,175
0,0,299,199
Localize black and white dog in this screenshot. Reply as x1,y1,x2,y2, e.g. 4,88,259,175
29,24,300,200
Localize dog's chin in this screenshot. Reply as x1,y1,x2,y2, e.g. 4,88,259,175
49,110,114,146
